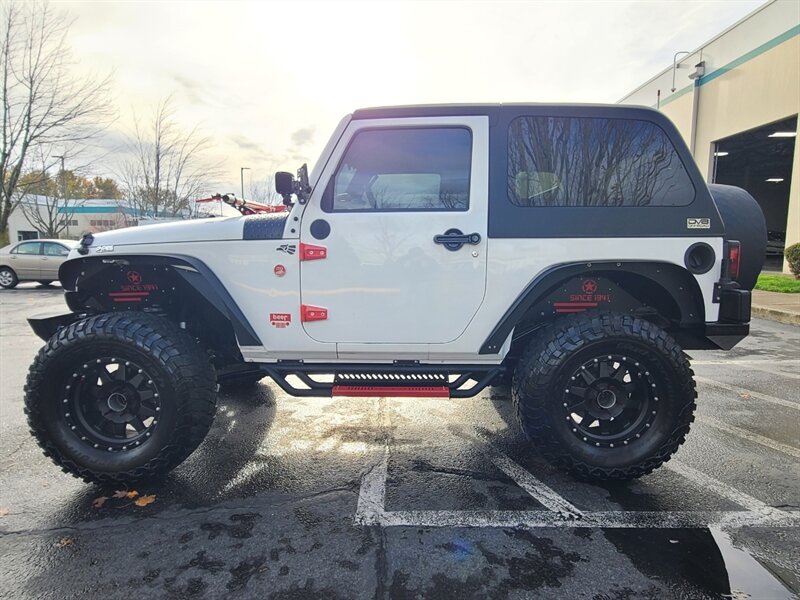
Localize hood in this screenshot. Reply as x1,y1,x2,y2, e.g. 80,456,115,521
82,216,245,250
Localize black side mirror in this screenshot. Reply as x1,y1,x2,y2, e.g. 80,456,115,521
275,171,294,195
275,171,295,205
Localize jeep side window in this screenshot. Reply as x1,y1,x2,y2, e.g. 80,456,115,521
324,127,471,212
507,116,695,207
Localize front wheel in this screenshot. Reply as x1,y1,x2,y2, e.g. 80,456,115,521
25,312,217,484
0,267,18,289
512,313,696,481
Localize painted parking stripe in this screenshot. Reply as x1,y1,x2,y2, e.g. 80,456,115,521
698,416,800,458
354,446,799,529
354,454,388,526
490,452,583,519
374,509,800,529
695,376,800,411
692,360,800,380
665,460,791,518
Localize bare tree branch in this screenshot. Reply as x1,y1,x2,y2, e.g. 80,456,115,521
0,1,114,240
117,96,219,218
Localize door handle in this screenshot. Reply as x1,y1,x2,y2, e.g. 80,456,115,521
433,228,481,251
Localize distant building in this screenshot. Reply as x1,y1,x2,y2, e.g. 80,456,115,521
8,197,139,241
7,196,208,242
619,0,799,273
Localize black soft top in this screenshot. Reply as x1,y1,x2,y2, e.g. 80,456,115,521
351,103,658,122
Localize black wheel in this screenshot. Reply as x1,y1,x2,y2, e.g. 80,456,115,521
512,313,696,481
0,267,18,289
36,280,53,286
25,312,217,484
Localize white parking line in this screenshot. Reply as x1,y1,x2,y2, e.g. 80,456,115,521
698,416,800,458
354,446,800,529
665,460,792,518
695,376,800,411
490,453,583,519
374,509,800,529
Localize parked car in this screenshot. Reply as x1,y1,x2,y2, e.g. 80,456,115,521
24,104,766,485
0,239,78,288
766,230,786,256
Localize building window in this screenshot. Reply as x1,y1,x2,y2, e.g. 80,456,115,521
324,127,472,212
89,219,116,227
507,116,695,207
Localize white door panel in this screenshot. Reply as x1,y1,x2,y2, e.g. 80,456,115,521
298,116,489,346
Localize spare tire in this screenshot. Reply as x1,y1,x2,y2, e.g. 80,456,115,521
708,184,767,291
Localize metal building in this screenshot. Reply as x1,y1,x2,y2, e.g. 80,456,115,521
620,0,799,273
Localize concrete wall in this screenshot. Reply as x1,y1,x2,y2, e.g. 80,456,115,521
620,0,800,274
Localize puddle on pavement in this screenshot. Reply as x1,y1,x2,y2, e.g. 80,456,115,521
603,527,795,599
710,527,796,600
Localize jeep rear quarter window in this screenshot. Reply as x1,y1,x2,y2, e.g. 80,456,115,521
507,116,695,208
323,127,471,212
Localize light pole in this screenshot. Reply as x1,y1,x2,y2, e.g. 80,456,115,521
54,154,66,197
54,154,67,237
240,167,250,199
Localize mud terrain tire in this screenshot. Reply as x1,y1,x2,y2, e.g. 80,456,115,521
513,313,696,481
25,312,217,484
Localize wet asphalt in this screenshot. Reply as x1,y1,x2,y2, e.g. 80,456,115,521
0,284,798,599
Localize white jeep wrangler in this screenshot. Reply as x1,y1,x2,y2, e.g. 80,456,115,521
24,104,766,484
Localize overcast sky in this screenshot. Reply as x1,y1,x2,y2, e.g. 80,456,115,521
60,0,766,195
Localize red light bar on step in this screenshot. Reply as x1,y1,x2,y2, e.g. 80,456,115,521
332,386,450,397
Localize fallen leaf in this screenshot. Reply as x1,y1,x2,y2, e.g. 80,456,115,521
112,490,129,499
0,507,8,517
92,496,109,509
56,537,74,547
126,490,139,499
134,494,156,507
739,393,752,400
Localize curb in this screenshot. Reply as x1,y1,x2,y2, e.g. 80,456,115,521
752,305,800,326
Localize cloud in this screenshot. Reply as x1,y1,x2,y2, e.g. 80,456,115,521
290,127,315,147
229,134,262,153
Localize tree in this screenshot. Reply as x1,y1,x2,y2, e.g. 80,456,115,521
0,1,113,241
16,144,123,237
119,97,217,219
250,172,282,206
89,176,121,200
17,147,84,238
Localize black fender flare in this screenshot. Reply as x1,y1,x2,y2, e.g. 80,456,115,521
58,254,262,347
479,261,707,354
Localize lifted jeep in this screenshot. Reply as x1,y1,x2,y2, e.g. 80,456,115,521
24,104,766,484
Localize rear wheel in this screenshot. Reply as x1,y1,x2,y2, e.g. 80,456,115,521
0,267,18,289
512,313,696,481
25,312,217,484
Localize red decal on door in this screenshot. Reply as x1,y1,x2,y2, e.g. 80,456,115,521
270,313,291,328
301,305,328,322
126,271,142,284
299,243,327,261
274,264,286,277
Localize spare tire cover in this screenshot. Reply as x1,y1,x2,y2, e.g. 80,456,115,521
708,183,767,291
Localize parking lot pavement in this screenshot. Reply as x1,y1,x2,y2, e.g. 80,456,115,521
1,286,798,599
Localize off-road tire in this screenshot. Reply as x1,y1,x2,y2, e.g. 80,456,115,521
25,311,217,484
512,312,696,481
0,267,18,289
